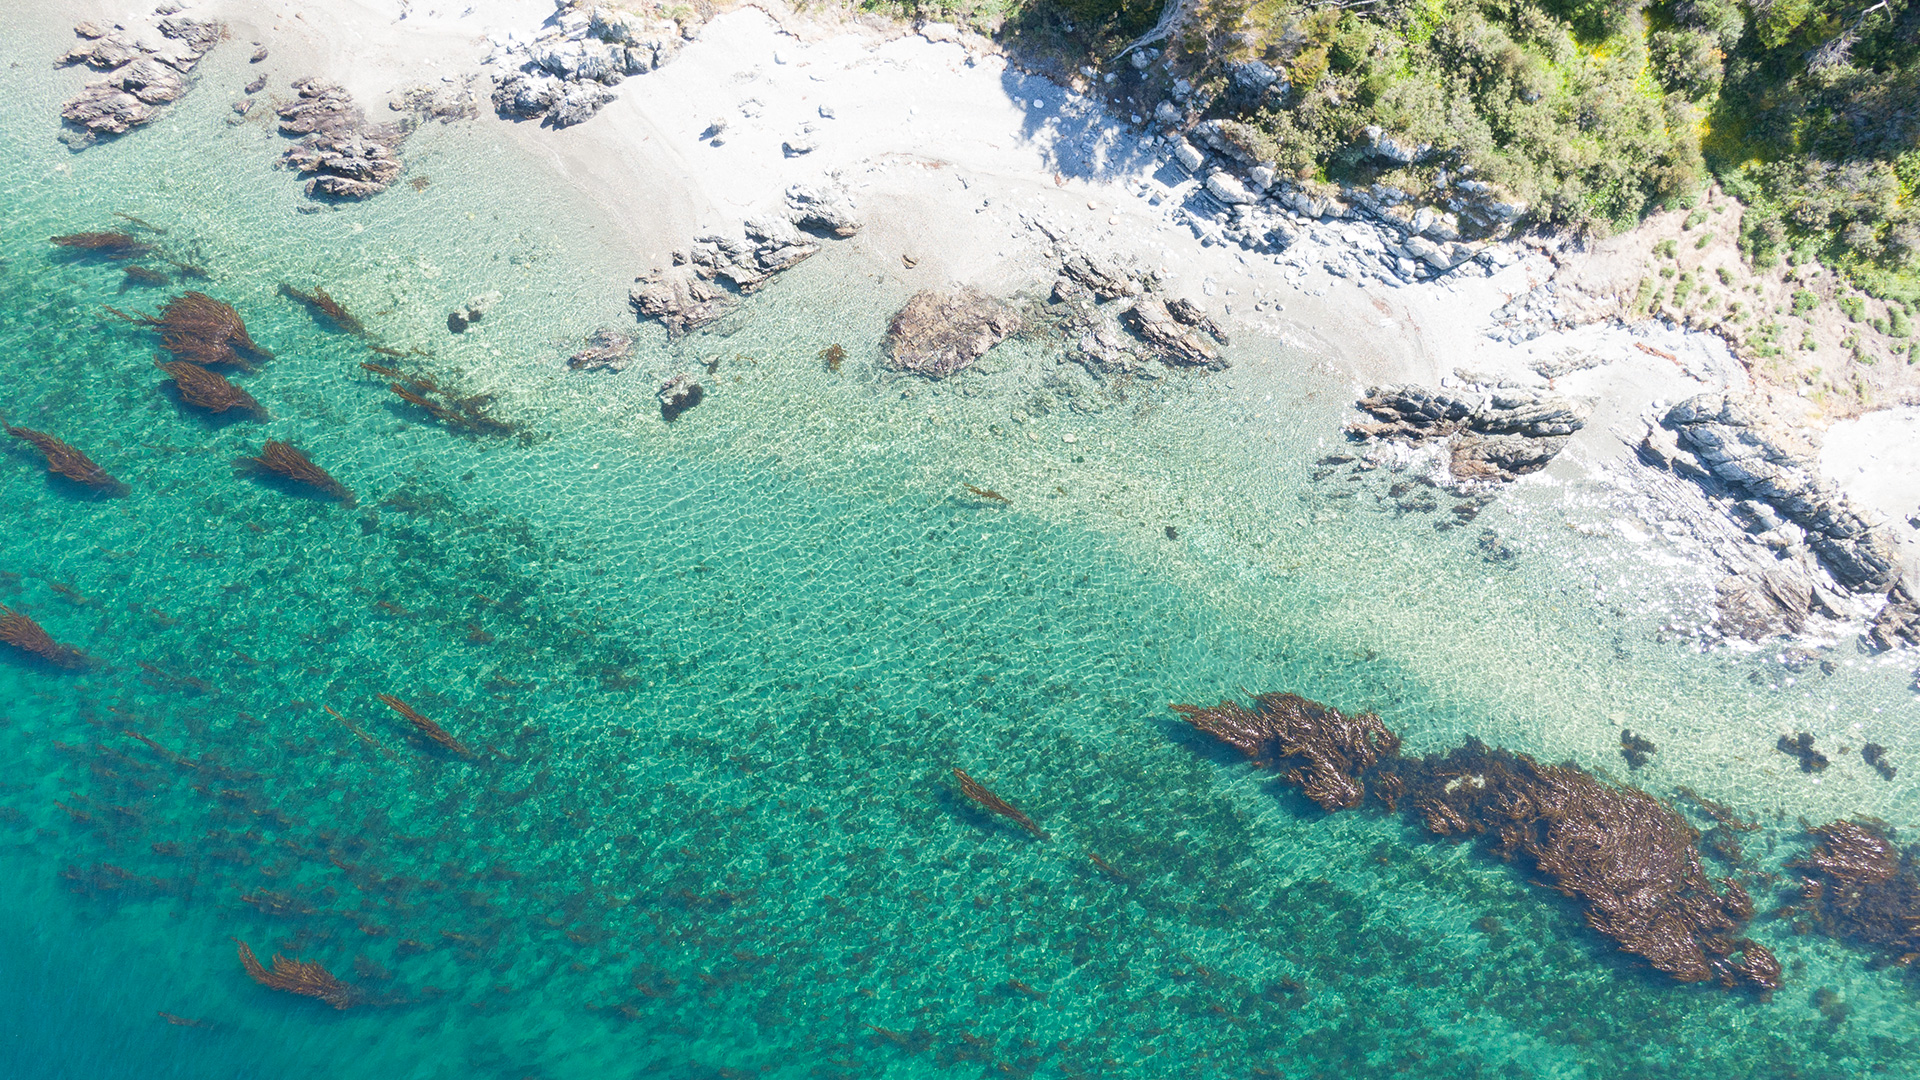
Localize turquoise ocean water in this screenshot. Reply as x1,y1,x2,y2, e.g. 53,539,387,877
5,20,1920,1080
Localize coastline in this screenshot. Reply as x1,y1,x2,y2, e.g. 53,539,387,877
37,0,1920,645
13,4,1920,1072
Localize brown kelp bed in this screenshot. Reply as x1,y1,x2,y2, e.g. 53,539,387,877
109,292,273,369
361,362,523,441
3,421,127,494
1785,820,1920,967
278,283,365,335
0,602,87,668
50,231,151,259
156,360,267,418
235,441,353,505
1171,691,1782,992
234,938,357,1008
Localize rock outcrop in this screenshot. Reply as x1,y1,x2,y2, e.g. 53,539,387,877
1631,393,1916,646
1656,394,1901,594
57,11,220,146
487,0,700,128
1041,239,1229,373
884,288,1023,378
278,80,405,199
629,185,859,337
1346,385,1589,483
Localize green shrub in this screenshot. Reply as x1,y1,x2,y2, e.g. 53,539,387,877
1837,295,1865,321
1792,289,1820,316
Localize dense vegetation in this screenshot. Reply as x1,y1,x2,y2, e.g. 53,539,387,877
883,0,1919,295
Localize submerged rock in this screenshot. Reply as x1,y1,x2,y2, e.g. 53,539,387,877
446,291,501,333
565,327,635,372
884,287,1022,378
657,374,703,421
1172,691,1781,992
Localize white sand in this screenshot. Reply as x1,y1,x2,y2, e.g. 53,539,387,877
1821,406,1920,579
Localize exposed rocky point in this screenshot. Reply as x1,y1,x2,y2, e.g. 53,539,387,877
57,10,221,146
1347,384,1589,483
1638,393,1915,648
630,186,859,337
1041,240,1229,373
487,0,701,128
278,80,406,199
884,287,1022,378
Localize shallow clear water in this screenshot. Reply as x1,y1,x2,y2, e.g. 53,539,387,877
5,21,1920,1080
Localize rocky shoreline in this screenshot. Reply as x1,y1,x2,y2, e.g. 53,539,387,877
57,5,221,147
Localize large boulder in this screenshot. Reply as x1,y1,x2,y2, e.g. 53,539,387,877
885,287,1022,378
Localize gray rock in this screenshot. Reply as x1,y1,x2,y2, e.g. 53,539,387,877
885,287,1021,378
1127,297,1225,369
1661,394,1901,592
785,181,861,236
1348,385,1588,482
1362,124,1431,165
1058,248,1140,300
494,71,565,118
1226,59,1279,92
1205,172,1258,205
630,199,853,336
567,327,635,372
56,13,219,145
547,81,616,127
1173,140,1205,173
60,83,160,138
629,270,735,338
1869,584,1920,650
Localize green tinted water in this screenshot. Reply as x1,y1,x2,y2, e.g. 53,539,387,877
4,20,1920,1080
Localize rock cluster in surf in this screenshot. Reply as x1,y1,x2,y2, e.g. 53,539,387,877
1639,393,1916,647
629,183,861,338
57,8,221,147
487,0,701,128
278,80,406,199
1171,691,1782,992
1343,384,1590,483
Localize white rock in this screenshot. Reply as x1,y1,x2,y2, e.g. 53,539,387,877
1247,164,1275,191
1173,140,1204,173
1205,172,1257,205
